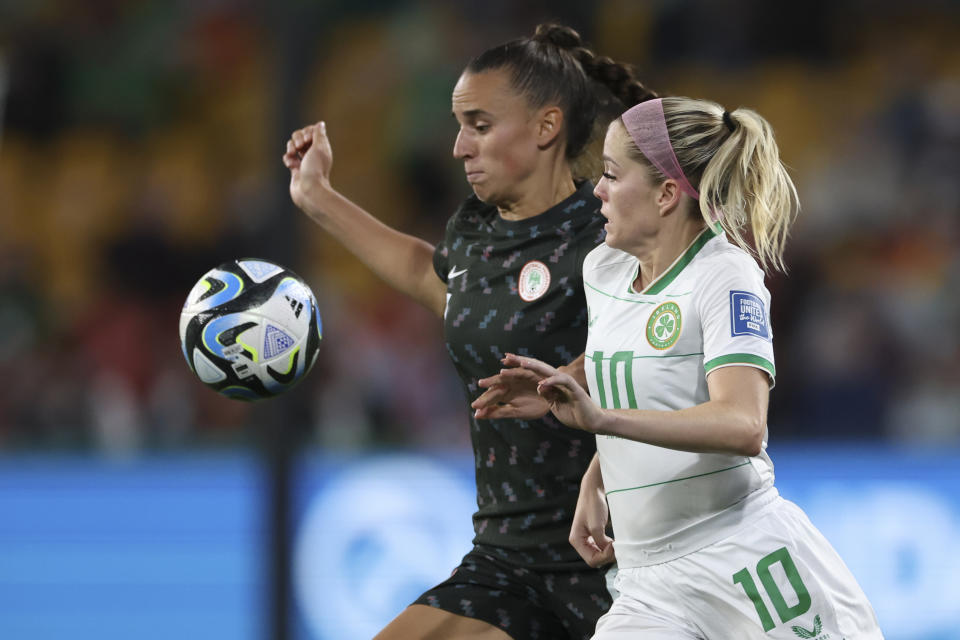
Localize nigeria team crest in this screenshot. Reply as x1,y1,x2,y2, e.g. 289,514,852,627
518,260,551,302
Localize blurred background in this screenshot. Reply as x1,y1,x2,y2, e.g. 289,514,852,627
1,0,958,638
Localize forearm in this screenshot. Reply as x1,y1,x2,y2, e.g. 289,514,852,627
581,451,604,491
301,186,446,315
593,400,765,457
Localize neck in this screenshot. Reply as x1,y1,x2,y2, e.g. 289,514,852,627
634,216,707,292
497,164,576,221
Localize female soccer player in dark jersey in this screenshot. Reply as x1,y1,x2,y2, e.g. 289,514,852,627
284,24,656,640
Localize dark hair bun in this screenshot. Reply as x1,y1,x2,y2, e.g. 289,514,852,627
533,23,582,49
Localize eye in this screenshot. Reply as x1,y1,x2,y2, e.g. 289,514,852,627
474,124,490,133
602,171,616,181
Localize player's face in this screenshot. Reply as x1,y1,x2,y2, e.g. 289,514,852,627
594,122,661,254
451,69,541,205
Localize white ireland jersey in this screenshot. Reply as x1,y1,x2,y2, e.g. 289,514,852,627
584,228,778,567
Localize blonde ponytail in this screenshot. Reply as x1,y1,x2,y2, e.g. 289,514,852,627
697,105,798,272
623,97,800,272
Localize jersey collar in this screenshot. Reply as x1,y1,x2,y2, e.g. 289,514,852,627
634,226,720,295
492,180,595,230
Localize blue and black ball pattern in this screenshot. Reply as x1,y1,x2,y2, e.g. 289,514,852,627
180,259,322,401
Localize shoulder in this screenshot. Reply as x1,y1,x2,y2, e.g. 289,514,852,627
692,235,765,286
584,242,633,277
689,236,770,315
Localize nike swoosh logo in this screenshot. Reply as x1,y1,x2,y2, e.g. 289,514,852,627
448,266,468,280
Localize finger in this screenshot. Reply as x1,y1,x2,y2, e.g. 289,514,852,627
496,368,542,382
501,353,523,367
474,406,501,420
475,403,511,419
570,537,602,565
293,127,313,151
589,527,613,551
475,403,535,420
536,384,564,404
477,374,504,389
313,122,333,155
283,144,301,168
536,380,566,400
578,534,615,568
471,385,506,409
306,122,325,147
515,356,558,378
591,543,616,567
473,404,523,420
538,373,575,389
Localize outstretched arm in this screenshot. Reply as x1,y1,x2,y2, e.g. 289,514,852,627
517,356,768,457
284,122,447,316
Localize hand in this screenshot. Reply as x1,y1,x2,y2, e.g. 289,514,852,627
513,356,605,432
283,121,334,216
472,357,550,420
569,470,615,567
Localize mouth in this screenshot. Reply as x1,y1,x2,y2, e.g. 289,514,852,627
465,170,484,183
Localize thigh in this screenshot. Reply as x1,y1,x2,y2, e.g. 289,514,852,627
673,500,882,639
410,548,598,640
373,604,513,640
591,580,702,640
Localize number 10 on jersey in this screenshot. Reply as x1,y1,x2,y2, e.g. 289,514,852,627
733,546,811,631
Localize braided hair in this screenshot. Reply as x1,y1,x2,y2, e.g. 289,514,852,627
466,23,657,179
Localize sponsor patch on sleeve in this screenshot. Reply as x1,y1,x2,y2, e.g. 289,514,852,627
730,290,770,339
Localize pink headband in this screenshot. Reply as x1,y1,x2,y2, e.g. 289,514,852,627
621,99,700,200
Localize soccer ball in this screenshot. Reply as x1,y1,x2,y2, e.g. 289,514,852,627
179,259,322,401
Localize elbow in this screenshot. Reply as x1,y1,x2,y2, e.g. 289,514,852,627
738,417,766,457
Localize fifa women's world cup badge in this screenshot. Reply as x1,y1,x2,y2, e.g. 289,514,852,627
518,260,551,302
646,301,682,349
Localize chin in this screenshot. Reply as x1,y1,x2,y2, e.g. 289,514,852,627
603,232,621,250
471,184,499,205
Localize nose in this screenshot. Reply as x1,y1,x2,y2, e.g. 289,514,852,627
593,179,607,201
453,128,473,160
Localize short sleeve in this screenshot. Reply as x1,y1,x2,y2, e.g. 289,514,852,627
696,255,776,385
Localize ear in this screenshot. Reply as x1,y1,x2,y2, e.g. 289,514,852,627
657,179,683,216
535,106,564,149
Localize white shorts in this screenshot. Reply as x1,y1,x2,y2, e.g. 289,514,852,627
593,497,883,639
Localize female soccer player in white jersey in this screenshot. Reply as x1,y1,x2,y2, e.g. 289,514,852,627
493,98,884,638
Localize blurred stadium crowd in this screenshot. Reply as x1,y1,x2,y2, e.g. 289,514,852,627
1,0,958,455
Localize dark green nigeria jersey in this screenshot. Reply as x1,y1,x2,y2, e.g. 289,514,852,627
433,181,606,569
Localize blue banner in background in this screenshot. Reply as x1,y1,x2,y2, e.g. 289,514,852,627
291,445,960,640
0,455,266,640
769,445,960,639
292,454,476,640
1,446,958,640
